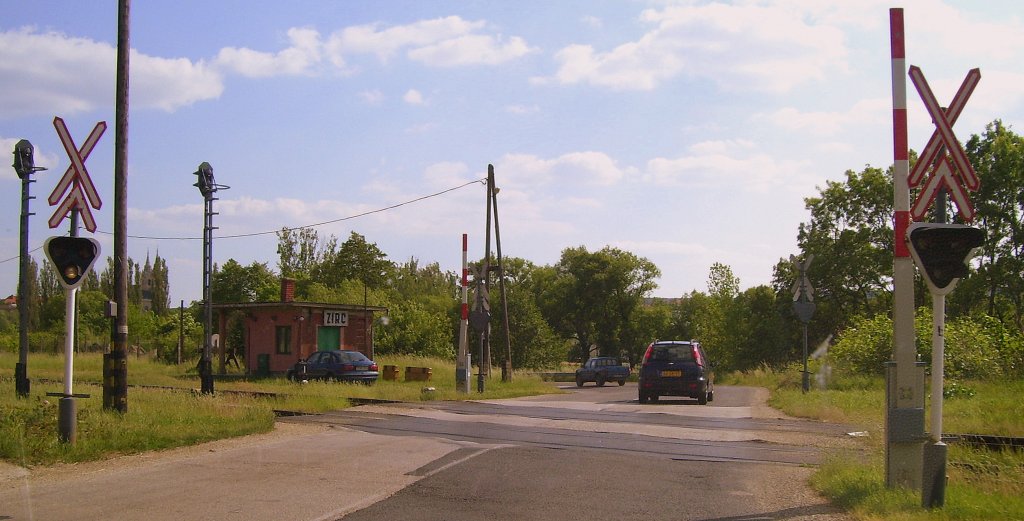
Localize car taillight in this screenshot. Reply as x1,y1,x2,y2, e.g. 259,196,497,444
642,343,654,363
692,346,704,368
342,364,356,371
369,364,379,372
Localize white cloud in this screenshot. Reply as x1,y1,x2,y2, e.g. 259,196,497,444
542,3,848,92
423,161,472,187
407,34,535,66
643,140,812,193
754,97,888,136
215,27,323,77
403,89,425,105
497,151,632,187
358,89,385,105
504,104,539,115
581,16,603,29
0,28,222,118
329,16,485,62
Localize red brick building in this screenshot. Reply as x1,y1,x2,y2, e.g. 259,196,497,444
212,278,387,375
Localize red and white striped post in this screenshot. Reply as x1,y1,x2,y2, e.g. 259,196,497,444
457,233,470,392
887,7,924,492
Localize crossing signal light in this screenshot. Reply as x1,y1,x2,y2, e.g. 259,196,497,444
13,139,41,179
907,223,984,295
44,236,100,289
193,161,216,197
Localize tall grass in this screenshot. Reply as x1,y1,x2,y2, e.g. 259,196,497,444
0,351,559,467
729,365,1024,521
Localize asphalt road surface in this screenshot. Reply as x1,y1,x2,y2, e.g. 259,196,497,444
287,383,860,520
1,384,860,520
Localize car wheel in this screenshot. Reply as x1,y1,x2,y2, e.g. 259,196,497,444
638,392,649,404
286,370,295,382
595,375,605,387
698,392,708,405
576,375,585,387
617,379,626,386
708,390,714,402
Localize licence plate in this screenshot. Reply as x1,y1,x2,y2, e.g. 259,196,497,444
660,370,682,377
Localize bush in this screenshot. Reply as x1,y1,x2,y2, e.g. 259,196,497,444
830,309,1024,381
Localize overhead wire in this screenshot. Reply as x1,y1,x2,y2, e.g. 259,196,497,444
0,177,485,264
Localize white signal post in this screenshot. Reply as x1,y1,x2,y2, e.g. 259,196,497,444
888,8,925,492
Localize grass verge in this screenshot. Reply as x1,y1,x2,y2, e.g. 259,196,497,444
0,352,559,467
726,365,1024,521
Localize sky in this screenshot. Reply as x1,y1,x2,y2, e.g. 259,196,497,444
2,0,1023,306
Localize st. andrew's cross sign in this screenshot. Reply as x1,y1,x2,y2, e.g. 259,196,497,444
48,117,106,233
907,66,980,222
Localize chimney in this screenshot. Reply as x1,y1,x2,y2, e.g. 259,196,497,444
281,277,296,303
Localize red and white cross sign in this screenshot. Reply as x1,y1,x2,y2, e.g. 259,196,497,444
48,117,106,233
907,66,980,222
908,67,981,189
911,155,975,221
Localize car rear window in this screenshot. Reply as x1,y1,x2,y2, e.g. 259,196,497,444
650,344,694,362
340,351,370,362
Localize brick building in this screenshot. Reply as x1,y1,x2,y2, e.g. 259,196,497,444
212,278,387,375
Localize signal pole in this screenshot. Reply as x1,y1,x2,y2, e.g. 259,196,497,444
887,8,925,491
194,162,228,394
14,140,45,398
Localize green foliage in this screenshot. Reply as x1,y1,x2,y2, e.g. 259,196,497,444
212,259,279,303
830,309,1024,379
537,245,660,361
490,283,567,369
376,300,454,359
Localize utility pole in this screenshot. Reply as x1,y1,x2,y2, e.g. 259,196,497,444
482,166,493,380
490,168,513,382
105,0,131,413
14,140,45,398
457,234,470,393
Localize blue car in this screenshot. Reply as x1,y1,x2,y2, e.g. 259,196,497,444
287,349,379,384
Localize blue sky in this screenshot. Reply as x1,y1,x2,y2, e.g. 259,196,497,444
2,1,1023,305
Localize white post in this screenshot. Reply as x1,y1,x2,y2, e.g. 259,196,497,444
930,295,944,441
64,287,77,396
887,7,924,491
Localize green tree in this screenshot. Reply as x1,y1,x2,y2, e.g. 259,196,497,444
487,258,566,369
212,260,279,304
538,246,660,361
796,165,904,341
963,120,1024,329
375,300,454,359
276,227,323,281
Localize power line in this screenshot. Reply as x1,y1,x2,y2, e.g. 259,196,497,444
1,178,485,263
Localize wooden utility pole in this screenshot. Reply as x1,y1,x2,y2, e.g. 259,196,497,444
105,0,130,412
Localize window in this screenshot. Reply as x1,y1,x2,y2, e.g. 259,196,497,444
276,326,292,354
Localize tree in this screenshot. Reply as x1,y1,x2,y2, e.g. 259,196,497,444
963,120,1024,329
212,259,279,303
796,165,902,340
538,246,660,361
276,227,323,281
336,232,392,291
487,257,566,369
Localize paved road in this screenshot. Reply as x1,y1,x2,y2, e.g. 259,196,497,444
0,384,859,520
291,384,860,520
